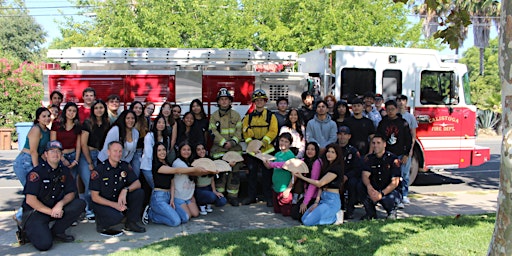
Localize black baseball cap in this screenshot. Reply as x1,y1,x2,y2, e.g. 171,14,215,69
337,126,351,134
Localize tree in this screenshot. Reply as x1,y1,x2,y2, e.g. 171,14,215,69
51,0,440,53
460,38,500,110
488,1,512,254
0,0,47,61
461,0,500,75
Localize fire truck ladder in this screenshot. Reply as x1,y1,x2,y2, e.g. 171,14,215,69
47,48,298,69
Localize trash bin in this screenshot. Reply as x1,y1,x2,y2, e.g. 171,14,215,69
0,128,13,150
15,122,33,150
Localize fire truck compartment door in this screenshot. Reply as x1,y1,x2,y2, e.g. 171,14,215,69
175,71,202,109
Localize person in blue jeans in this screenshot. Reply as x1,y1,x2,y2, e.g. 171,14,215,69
79,100,110,222
146,142,215,226
293,144,345,226
193,143,227,215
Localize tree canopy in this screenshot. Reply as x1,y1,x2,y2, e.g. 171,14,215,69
51,0,440,53
0,0,47,61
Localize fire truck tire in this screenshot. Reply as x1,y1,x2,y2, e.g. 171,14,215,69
409,153,419,185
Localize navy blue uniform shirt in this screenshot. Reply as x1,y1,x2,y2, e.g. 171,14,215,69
22,161,76,211
89,160,137,202
363,151,401,191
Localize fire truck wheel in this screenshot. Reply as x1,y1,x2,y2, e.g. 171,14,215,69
409,153,419,185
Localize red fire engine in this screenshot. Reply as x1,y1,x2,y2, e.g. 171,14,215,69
43,46,490,184
298,45,491,183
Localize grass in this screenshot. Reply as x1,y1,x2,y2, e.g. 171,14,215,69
110,213,495,256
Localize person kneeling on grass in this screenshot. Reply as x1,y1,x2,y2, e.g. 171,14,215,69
293,144,344,226
90,141,145,237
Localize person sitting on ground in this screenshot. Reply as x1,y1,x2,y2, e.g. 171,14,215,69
293,144,345,226
172,141,202,220
361,134,402,220
194,143,227,215
144,142,213,226
90,141,145,237
291,142,321,221
21,140,85,251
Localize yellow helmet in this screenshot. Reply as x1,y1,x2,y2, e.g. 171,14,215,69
251,89,268,102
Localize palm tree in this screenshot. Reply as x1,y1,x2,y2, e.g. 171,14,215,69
462,0,500,75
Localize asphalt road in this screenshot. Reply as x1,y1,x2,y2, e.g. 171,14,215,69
410,136,501,194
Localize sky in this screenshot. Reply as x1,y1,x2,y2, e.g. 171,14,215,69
25,0,498,56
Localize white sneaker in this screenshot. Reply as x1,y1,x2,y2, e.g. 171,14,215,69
402,196,411,204
199,205,208,215
142,205,150,225
334,210,344,225
206,204,213,213
397,202,405,209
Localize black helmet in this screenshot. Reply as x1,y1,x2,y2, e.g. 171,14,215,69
251,89,268,102
217,88,233,101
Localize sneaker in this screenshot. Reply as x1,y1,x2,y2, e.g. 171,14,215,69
402,196,411,204
241,197,257,205
71,221,78,226
334,210,344,225
387,210,398,220
124,222,146,233
199,205,208,215
142,205,150,225
397,202,405,209
87,216,96,223
206,204,213,213
100,229,124,237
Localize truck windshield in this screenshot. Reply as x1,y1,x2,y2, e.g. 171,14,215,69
462,72,472,105
420,70,457,105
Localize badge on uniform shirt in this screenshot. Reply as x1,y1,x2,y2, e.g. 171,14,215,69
28,172,39,182
120,171,127,178
60,175,66,183
393,159,401,168
90,171,99,180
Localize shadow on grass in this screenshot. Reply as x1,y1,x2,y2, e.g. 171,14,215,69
122,214,495,256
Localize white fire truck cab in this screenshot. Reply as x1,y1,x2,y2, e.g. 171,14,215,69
298,45,490,184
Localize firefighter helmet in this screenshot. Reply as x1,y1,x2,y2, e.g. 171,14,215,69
217,88,233,101
251,89,268,102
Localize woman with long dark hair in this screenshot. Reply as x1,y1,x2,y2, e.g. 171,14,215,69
189,99,209,146
13,107,51,185
176,112,204,147
97,110,139,163
294,143,344,226
291,142,321,221
130,101,149,177
50,102,81,177
172,141,200,220
279,108,306,158
79,100,110,221
140,115,170,189
159,102,177,162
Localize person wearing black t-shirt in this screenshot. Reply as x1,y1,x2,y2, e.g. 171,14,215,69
344,98,375,155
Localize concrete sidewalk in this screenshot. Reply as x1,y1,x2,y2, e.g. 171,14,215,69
0,150,498,256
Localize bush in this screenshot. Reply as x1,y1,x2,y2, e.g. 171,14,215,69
477,109,501,135
0,58,44,140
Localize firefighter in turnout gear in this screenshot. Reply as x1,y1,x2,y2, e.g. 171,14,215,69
242,89,279,206
209,88,243,206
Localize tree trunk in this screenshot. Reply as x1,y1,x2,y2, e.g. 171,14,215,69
480,47,485,75
488,0,512,255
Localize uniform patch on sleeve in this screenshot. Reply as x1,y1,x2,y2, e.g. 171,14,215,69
393,159,401,168
90,170,99,180
28,172,39,182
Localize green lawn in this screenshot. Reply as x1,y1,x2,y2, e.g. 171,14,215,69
112,214,495,256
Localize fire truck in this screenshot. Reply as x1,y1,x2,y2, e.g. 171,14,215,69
43,46,490,184
298,45,490,183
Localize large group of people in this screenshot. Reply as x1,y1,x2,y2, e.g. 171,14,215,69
12,86,417,251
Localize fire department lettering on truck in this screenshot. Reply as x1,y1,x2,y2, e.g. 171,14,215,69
43,46,491,184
